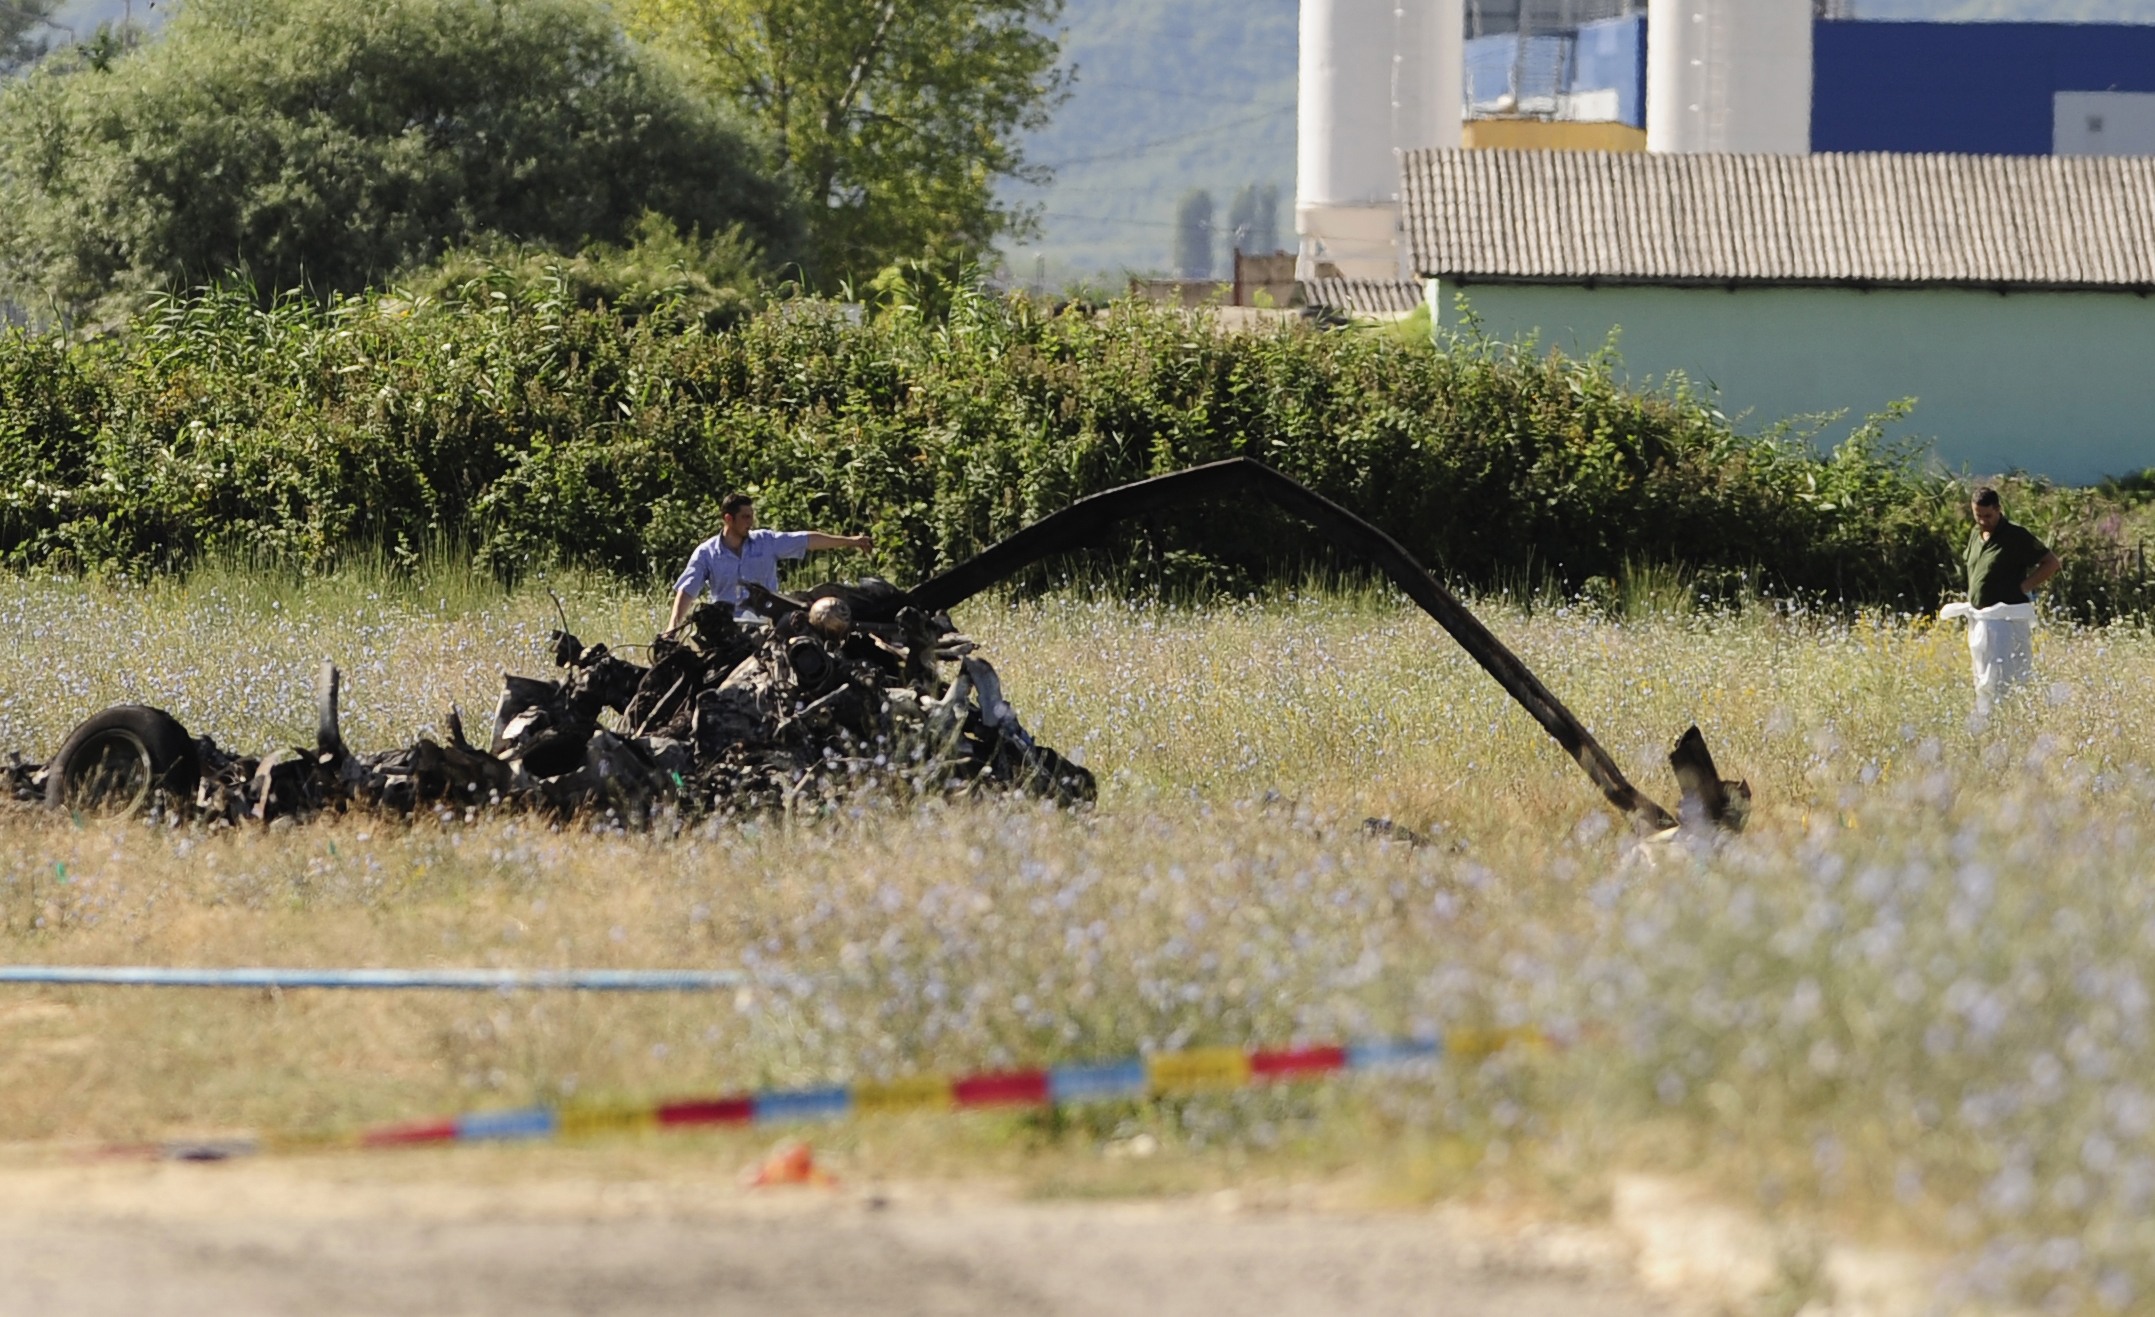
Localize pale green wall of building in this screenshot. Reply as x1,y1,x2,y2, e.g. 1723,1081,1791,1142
1428,279,2155,484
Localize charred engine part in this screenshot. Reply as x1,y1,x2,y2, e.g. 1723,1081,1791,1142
783,635,834,692
807,596,852,639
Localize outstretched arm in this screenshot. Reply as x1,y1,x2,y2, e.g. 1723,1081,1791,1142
2024,550,2063,595
805,531,873,552
667,588,697,632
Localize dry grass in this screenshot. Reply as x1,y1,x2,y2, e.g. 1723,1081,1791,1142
4,567,2153,1311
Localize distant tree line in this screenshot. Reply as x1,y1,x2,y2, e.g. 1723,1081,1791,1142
1172,183,1282,279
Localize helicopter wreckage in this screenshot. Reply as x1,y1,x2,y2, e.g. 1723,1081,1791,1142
2,460,1748,834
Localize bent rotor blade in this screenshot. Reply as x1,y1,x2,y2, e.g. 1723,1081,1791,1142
316,660,348,763
903,457,1691,831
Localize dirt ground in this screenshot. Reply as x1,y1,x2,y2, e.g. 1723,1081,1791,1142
0,1150,1672,1317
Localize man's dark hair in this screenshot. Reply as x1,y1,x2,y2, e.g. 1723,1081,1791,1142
721,492,754,516
1973,486,2001,508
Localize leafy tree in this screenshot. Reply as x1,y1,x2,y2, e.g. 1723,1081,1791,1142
623,0,1068,289
0,0,796,320
0,0,59,75
1173,188,1213,279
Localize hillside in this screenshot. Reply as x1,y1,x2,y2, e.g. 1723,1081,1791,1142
995,0,1298,288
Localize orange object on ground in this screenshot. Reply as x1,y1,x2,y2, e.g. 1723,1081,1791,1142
745,1139,836,1187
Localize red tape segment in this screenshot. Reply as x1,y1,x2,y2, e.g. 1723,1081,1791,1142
953,1070,1051,1108
1250,1045,1349,1079
360,1119,459,1148
656,1098,755,1128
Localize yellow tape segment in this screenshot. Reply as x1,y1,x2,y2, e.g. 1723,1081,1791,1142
1146,1047,1253,1095
853,1074,955,1115
1444,1027,1548,1060
263,1128,357,1155
558,1104,656,1140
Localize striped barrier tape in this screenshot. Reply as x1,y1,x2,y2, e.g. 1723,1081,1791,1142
0,966,744,991
141,1028,1556,1161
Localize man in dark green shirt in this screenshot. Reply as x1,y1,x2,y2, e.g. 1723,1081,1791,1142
1966,486,2061,608
1950,487,2062,710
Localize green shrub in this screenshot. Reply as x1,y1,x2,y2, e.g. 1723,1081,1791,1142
403,214,769,334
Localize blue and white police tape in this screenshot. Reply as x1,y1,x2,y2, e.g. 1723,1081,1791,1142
0,965,744,991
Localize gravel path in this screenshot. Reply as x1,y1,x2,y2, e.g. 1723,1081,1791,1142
0,1156,1667,1317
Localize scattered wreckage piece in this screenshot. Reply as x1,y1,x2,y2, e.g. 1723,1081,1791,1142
897,457,1747,834
9,589,1093,825
36,706,201,817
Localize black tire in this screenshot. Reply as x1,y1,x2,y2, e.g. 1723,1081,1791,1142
44,705,200,818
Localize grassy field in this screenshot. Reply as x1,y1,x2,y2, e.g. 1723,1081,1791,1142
3,564,2152,1311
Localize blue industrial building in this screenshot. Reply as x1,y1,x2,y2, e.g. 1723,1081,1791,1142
1813,22,2155,156
1467,16,2155,156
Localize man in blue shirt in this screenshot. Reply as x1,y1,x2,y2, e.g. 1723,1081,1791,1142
667,492,873,629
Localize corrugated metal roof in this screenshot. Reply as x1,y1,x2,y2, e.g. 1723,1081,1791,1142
1302,278,1424,315
1402,150,2155,290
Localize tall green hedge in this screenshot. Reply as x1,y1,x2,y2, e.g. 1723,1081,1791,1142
1,285,2147,620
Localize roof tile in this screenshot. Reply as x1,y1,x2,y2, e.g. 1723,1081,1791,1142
1402,149,2155,289
1303,278,1423,316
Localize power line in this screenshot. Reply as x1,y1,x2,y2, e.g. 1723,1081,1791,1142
1022,180,1286,198
1067,75,1289,104
1040,211,1180,229
1039,104,1294,170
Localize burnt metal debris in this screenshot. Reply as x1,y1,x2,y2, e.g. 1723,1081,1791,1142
6,581,1092,825
3,459,1746,832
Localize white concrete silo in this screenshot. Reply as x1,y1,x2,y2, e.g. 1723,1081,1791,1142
1296,0,1464,282
1646,0,1812,154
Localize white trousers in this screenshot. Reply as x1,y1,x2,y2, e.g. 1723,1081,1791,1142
1939,601,2036,708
